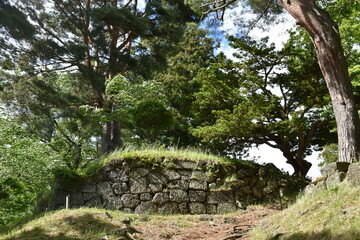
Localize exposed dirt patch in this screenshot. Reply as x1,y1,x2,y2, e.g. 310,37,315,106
132,205,279,240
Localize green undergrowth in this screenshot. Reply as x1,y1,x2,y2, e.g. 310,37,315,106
250,183,360,240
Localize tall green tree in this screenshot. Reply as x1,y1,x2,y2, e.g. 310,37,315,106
0,0,198,166
190,0,360,164
193,36,335,177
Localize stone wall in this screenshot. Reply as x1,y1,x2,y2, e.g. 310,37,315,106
305,162,360,194
51,158,305,214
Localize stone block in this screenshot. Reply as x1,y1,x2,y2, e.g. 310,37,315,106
163,170,181,180
168,179,189,190
326,171,346,188
81,182,96,193
169,189,189,203
217,202,237,214
345,162,360,186
85,197,102,208
191,171,206,180
129,168,149,178
252,186,262,198
189,190,206,202
103,196,123,210
108,169,128,182
97,182,114,196
149,183,163,193
83,193,99,201
129,178,150,194
177,170,192,177
207,190,234,204
152,192,170,205
113,182,129,195
189,180,208,191
147,172,168,185
320,162,350,178
179,203,188,214
189,203,206,214
135,201,156,214
121,194,140,209
140,193,153,201
168,159,198,170
158,202,180,214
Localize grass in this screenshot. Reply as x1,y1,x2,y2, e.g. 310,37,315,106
249,183,360,240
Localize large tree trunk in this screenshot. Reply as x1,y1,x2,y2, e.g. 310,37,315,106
278,0,360,162
101,102,123,154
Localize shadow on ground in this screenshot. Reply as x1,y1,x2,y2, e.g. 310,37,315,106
1,213,136,240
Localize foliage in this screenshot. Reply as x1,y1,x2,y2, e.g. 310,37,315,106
0,116,60,225
318,144,338,167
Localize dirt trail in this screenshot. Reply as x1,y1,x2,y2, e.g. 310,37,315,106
133,205,279,240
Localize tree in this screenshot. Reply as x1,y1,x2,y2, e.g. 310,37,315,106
190,0,360,163
0,0,198,159
193,36,336,177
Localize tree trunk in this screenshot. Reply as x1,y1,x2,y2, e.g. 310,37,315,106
278,0,360,162
282,150,311,177
101,103,123,154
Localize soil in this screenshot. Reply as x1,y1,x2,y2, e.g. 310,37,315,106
132,205,279,240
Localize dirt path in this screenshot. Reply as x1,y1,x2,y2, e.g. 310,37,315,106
133,205,279,240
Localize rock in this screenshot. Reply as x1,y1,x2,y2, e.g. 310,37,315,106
113,182,129,195
152,193,170,205
158,202,180,214
217,202,237,214
97,182,114,196
129,168,149,178
149,183,163,193
189,180,208,191
304,180,326,194
263,181,278,195
199,214,214,221
325,171,346,187
189,203,206,214
169,189,189,203
207,204,217,214
179,203,188,214
103,196,123,210
189,190,206,202
121,194,140,209
85,197,102,208
108,169,128,182
69,192,84,207
207,190,234,204
134,201,156,214
168,179,189,190
177,170,192,177
191,171,206,180
129,178,150,194
147,172,168,185
345,162,360,186
140,193,153,201
168,159,198,170
320,162,350,178
81,182,97,193
83,193,100,201
163,170,181,180
252,186,262,198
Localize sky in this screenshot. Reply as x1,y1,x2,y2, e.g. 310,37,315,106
215,3,322,179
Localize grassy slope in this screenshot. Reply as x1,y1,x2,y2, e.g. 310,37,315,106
250,183,360,240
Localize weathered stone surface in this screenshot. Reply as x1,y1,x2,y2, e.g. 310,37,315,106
167,159,198,170
217,203,237,214
121,194,140,209
207,204,217,214
320,162,351,178
189,203,206,214
70,192,84,206
304,180,326,194
108,169,129,182
163,170,181,180
149,183,163,193
169,189,189,203
134,201,156,214
179,203,188,214
236,186,251,196
152,192,170,205
189,180,208,191
129,168,149,178
177,170,192,177
191,171,206,180
81,182,96,193
113,182,129,195
207,191,234,204
256,178,267,188
168,179,189,190
252,186,262,198
85,197,102,208
158,202,180,214
326,172,346,187
84,193,99,201
263,181,278,195
140,193,153,201
147,172,168,185
189,190,206,202
97,182,114,196
103,196,123,210
345,162,360,186
129,178,149,194
103,164,114,172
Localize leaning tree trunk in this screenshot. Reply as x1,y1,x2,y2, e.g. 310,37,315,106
278,0,360,162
